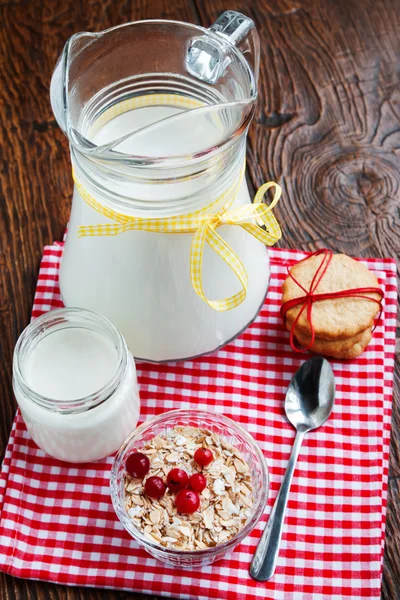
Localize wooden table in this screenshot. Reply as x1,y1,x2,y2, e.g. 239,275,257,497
0,0,399,598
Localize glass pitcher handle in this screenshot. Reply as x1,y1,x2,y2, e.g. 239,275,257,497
186,11,259,86
209,10,254,45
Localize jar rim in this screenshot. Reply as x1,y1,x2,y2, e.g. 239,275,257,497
13,308,128,414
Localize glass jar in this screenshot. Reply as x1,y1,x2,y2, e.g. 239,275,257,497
50,12,280,362
13,308,140,463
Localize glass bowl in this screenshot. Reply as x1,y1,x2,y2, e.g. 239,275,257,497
110,409,269,568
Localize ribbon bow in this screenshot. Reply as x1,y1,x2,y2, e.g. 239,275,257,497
73,172,282,312
281,249,384,352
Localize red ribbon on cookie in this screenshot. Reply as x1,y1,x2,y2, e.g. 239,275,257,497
280,249,384,353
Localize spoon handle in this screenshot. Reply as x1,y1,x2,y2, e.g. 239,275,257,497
250,429,305,581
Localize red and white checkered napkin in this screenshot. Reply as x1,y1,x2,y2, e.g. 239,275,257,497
0,245,396,600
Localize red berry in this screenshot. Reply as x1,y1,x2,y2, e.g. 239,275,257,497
144,476,166,499
175,489,200,514
194,448,214,467
166,468,189,492
189,473,207,493
126,452,150,478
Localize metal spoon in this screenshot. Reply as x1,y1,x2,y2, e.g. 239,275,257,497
250,356,335,581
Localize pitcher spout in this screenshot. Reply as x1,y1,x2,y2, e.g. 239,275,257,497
50,31,100,140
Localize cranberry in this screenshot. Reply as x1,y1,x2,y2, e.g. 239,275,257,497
126,452,150,478
189,473,207,493
175,489,200,514
166,468,189,492
144,476,166,499
194,448,214,468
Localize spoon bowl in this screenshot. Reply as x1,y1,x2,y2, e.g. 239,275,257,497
285,356,335,432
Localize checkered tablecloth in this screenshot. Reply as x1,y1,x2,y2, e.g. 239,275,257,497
0,244,396,600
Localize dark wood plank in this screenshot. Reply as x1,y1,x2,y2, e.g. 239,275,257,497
0,0,399,598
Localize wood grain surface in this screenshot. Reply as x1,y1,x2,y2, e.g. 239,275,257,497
0,0,399,598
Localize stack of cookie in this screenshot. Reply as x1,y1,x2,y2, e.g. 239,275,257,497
281,252,382,359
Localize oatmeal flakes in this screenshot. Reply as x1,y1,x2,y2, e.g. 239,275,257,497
207,458,224,475
221,465,236,485
152,436,167,449
128,506,142,518
201,488,211,500
166,452,180,463
142,448,157,456
126,480,140,492
233,458,249,474
174,434,188,446
124,426,253,552
203,506,215,529
165,527,180,539
220,519,235,528
178,526,192,537
216,508,229,520
213,478,226,495
149,509,161,524
222,496,237,515
218,530,231,543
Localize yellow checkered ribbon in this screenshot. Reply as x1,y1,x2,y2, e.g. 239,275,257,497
189,182,282,310
74,172,282,311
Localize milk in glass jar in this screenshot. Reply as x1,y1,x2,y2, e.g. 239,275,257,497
50,12,282,362
13,309,140,463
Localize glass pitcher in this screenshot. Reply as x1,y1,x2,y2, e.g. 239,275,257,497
50,11,282,362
